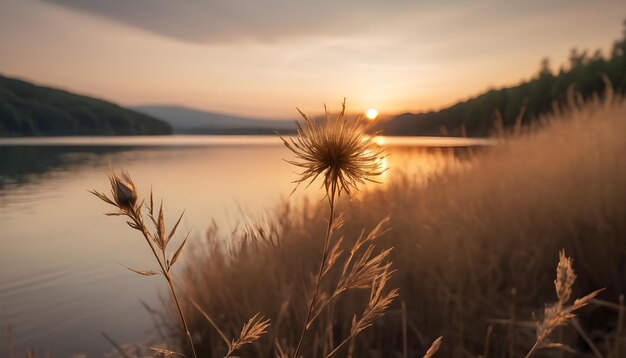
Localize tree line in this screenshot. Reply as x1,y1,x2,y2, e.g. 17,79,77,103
0,75,171,136
379,18,626,137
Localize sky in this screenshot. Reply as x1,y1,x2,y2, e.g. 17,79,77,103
0,0,624,119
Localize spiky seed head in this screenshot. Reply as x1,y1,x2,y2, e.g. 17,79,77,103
108,169,138,211
280,99,385,198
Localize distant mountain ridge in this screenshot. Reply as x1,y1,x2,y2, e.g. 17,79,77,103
0,75,172,137
134,105,295,134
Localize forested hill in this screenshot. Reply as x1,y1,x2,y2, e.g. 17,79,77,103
0,75,172,136
378,21,626,137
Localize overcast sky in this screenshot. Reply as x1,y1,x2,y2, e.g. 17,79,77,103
0,0,624,118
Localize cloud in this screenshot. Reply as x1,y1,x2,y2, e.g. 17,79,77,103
41,0,440,44
42,0,623,46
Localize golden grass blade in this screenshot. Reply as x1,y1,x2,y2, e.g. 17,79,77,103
119,263,160,277
157,201,166,249
150,347,185,357
423,336,443,358
169,236,188,268
167,210,186,246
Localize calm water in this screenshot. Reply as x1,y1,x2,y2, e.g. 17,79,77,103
0,135,490,357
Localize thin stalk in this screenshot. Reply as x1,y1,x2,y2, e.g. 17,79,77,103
482,325,493,358
525,344,538,358
401,301,408,358
189,297,231,348
617,294,624,356
131,207,198,358
508,288,517,358
347,336,355,358
571,318,603,358
165,273,198,358
293,185,337,358
324,332,354,358
524,318,560,358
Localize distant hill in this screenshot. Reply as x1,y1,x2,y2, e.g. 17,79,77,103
377,21,626,137
0,75,172,137
134,105,295,135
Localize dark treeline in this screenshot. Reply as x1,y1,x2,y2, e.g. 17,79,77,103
0,75,172,136
379,19,626,137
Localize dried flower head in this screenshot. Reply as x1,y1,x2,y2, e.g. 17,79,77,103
90,168,138,212
280,99,386,198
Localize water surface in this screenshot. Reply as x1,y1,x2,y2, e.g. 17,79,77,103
0,135,489,356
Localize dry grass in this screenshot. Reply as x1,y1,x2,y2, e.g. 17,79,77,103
525,250,602,357
279,100,396,358
91,170,270,358
175,94,626,357
91,170,200,357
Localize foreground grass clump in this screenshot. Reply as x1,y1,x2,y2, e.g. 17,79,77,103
178,96,626,357
91,172,270,357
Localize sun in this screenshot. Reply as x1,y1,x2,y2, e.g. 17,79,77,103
365,108,379,120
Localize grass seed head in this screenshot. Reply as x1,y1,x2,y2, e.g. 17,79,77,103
281,99,386,197
555,249,576,306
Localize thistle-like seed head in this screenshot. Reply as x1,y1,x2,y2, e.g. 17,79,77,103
108,169,138,211
280,99,386,198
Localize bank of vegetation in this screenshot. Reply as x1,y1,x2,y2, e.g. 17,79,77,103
379,20,626,137
0,75,171,136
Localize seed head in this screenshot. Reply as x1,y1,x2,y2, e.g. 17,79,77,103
555,249,576,305
108,169,138,211
280,99,386,198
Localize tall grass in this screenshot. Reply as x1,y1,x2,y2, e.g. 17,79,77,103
175,94,626,356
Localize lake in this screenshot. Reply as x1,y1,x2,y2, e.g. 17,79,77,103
0,135,491,357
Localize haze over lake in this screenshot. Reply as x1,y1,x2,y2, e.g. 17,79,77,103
0,135,488,356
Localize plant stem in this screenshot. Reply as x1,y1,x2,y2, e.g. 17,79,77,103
293,186,337,358
131,207,198,358
401,301,407,358
324,332,354,358
525,343,539,358
617,294,624,357
165,273,199,358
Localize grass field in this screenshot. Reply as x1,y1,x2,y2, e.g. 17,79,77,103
149,94,626,357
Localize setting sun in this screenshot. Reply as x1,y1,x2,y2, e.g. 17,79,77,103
365,108,379,120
